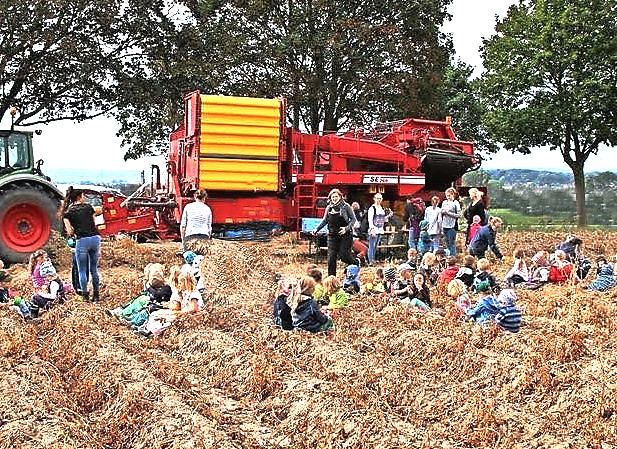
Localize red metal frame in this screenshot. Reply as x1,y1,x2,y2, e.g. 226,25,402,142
107,92,480,237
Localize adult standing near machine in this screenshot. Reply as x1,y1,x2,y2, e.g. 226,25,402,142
463,188,487,244
367,193,390,266
180,189,212,250
62,187,101,301
440,187,462,256
314,189,358,276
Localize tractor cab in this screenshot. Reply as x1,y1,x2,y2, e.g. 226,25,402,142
0,131,32,174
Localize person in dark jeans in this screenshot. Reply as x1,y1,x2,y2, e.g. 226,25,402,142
314,189,358,276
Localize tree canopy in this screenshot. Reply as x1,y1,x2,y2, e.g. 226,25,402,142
479,0,617,226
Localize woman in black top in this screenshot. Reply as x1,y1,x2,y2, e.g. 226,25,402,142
314,189,358,276
61,187,101,301
463,187,487,244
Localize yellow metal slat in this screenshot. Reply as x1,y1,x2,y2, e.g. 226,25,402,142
199,158,278,191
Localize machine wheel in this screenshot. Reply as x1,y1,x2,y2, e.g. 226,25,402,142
0,189,60,263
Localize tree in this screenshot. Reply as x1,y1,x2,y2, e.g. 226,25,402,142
0,0,214,158
439,60,498,154
189,0,454,133
479,0,617,227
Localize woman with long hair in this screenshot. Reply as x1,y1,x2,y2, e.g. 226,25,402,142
62,186,101,301
314,189,358,276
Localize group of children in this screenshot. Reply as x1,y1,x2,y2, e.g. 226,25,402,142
0,249,207,337
273,235,617,335
0,250,69,319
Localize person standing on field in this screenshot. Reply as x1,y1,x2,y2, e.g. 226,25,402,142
314,189,358,276
424,196,442,252
181,189,212,250
440,187,461,256
463,188,487,244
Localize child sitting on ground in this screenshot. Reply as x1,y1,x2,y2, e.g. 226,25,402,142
273,278,294,330
584,256,615,292
167,265,202,313
30,261,66,312
405,248,418,271
363,267,386,294
291,276,333,333
455,255,476,289
323,275,350,308
28,249,48,292
308,268,325,303
437,256,459,285
418,252,438,286
548,250,573,284
494,289,522,333
504,248,529,287
383,266,397,294
521,251,550,290
401,273,431,310
392,263,413,299
447,279,471,312
472,258,498,294
342,264,361,294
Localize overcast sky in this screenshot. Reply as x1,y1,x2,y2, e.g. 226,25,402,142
2,0,615,177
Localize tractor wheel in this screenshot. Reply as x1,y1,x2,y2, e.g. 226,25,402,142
0,189,60,263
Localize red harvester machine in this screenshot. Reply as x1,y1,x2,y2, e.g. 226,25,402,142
93,92,480,239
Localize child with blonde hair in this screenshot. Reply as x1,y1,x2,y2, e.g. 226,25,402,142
548,249,573,284
504,248,529,286
472,258,498,294
323,275,349,308
455,255,476,288
364,267,386,294
447,279,471,312
168,265,202,312
418,252,437,285
291,276,333,333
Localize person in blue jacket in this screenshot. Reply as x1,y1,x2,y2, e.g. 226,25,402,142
469,216,504,260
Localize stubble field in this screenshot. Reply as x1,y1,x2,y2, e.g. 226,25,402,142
0,231,616,449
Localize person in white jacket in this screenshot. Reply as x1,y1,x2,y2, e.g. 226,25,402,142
424,196,442,252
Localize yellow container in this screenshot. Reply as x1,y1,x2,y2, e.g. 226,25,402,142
198,95,282,191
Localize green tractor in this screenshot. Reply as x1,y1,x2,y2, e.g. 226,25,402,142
0,130,63,263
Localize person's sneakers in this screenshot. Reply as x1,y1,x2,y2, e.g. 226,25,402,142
92,291,100,302
82,292,90,302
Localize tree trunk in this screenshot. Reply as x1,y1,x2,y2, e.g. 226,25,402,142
571,161,587,228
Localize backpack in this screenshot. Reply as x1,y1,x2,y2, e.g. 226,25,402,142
359,205,376,237
411,198,426,220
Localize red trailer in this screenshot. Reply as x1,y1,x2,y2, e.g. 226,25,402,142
93,92,480,239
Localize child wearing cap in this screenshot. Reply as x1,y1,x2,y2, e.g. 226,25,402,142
383,266,397,294
494,289,522,333
31,260,66,311
392,263,413,299
323,275,349,309
401,273,431,310
342,264,361,294
417,219,432,258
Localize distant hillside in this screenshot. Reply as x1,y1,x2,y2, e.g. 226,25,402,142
487,169,573,186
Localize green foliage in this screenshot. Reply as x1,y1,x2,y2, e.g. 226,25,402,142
478,0,617,226
439,61,498,154
186,0,454,133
